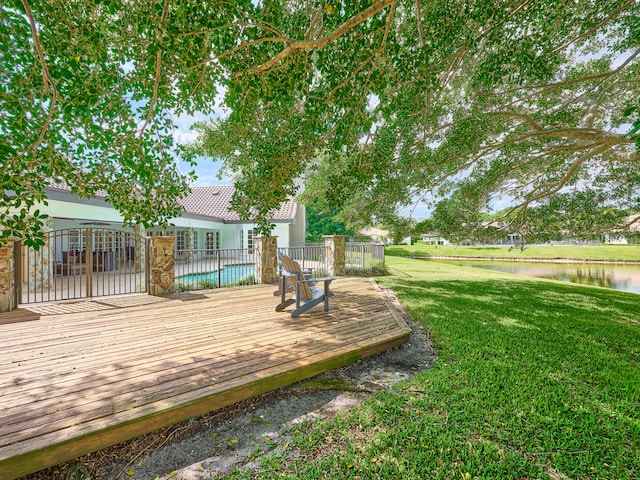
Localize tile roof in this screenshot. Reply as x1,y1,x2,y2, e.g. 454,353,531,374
46,182,299,223
179,186,298,223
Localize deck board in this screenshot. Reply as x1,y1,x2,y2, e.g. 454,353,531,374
0,277,410,479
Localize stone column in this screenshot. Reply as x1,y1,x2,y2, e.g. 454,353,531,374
148,236,175,295
254,236,278,284
28,217,52,293
324,235,346,276
0,239,17,312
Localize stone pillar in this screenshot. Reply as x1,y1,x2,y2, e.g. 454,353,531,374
0,239,17,312
148,236,175,295
254,236,278,284
324,235,346,276
28,217,52,293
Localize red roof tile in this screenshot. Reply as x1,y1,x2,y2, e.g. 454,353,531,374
47,182,298,223
179,186,298,223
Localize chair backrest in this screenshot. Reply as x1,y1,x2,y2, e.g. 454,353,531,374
280,254,299,274
281,255,313,300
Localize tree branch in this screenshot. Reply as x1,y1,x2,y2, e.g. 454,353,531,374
21,0,58,161
240,0,395,76
551,0,636,54
139,0,171,138
415,0,424,45
523,144,611,204
602,150,640,163
485,111,635,145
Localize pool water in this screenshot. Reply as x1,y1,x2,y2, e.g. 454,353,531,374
176,264,255,287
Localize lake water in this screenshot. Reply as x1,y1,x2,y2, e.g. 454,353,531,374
452,261,640,294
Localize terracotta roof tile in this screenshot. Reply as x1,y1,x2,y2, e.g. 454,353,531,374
180,186,298,222
47,182,299,223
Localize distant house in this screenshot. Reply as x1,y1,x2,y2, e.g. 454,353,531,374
359,227,390,244
603,215,640,245
420,233,450,246
33,183,306,250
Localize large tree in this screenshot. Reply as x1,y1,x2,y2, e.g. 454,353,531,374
4,1,640,245
1,0,232,245
193,0,640,235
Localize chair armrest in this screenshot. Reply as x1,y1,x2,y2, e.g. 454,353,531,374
299,277,334,284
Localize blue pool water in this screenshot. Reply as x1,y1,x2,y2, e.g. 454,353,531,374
176,264,255,287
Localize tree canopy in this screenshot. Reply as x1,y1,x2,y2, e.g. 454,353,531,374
2,0,224,245
305,204,354,242
3,1,640,245
193,0,640,235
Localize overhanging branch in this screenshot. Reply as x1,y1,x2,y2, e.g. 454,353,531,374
240,0,395,76
21,0,58,162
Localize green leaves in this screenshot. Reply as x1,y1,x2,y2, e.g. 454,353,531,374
193,0,639,234
1,1,216,245
4,0,639,246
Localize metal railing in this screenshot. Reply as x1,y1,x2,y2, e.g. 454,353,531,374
278,245,329,276
174,248,256,291
279,242,385,276
177,243,388,291
346,242,385,273
21,228,147,304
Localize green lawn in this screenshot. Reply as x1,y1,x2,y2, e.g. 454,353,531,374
385,243,640,262
229,256,639,479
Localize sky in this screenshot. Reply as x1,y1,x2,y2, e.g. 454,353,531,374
170,110,514,222
171,116,515,222
172,106,231,187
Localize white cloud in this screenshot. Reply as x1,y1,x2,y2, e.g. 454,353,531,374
173,130,198,145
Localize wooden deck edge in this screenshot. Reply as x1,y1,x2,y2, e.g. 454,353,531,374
1,329,410,480
369,277,413,332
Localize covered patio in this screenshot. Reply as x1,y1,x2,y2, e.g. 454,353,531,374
0,277,410,479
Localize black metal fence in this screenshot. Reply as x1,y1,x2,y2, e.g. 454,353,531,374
174,241,385,293
174,248,256,291
345,242,385,273
21,228,147,304
278,244,329,276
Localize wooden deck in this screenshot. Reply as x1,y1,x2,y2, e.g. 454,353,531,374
0,277,410,480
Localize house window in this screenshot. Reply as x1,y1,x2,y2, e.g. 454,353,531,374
247,229,254,252
205,231,219,253
192,231,198,250
176,230,186,251
240,230,244,249
69,229,86,252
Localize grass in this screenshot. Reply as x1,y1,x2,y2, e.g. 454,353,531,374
225,256,639,479
385,243,640,262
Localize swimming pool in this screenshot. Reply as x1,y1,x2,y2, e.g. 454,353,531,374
176,264,255,288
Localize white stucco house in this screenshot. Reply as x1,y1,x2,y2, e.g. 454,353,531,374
40,183,306,250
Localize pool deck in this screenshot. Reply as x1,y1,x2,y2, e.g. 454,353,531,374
0,277,410,479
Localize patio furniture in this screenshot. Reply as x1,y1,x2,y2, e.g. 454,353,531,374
275,255,334,318
273,252,314,297
56,251,87,276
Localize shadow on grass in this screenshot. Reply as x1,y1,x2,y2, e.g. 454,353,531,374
350,276,640,477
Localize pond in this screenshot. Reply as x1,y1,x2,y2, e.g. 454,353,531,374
451,261,640,294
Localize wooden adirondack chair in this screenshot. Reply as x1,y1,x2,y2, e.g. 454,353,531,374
275,255,334,318
273,252,314,296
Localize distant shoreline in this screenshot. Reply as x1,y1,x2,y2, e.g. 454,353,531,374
407,255,640,265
